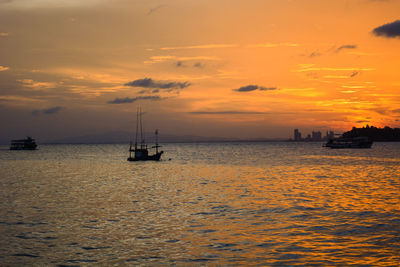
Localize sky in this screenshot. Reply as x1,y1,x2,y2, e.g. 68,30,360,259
0,0,399,141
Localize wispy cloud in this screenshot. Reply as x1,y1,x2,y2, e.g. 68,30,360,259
0,0,105,8
373,20,400,38
0,65,9,71
249,43,300,48
18,79,57,90
233,85,277,92
350,71,359,77
189,110,269,115
107,95,162,104
296,65,374,72
125,78,190,90
32,106,63,116
336,44,357,53
160,44,238,51
308,51,322,58
0,32,9,37
148,4,167,15
193,62,203,68
144,55,219,64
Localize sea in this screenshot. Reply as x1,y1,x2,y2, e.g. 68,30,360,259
0,142,399,266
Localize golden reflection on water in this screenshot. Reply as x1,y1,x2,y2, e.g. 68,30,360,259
0,143,399,266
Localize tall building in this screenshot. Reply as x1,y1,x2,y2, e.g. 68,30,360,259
312,131,322,141
325,131,334,140
294,129,302,141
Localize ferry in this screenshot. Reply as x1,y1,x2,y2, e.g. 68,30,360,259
323,136,373,149
10,137,38,150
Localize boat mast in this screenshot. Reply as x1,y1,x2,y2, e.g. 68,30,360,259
155,129,158,154
139,107,142,149
140,106,145,149
135,107,139,150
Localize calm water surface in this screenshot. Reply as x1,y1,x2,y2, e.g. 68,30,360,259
0,142,399,266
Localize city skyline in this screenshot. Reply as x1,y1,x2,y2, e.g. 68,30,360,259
1,0,400,141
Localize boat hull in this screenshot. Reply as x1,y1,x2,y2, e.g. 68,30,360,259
9,137,37,150
127,151,163,161
10,147,37,150
325,142,372,149
324,137,373,149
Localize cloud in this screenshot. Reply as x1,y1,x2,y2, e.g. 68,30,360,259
107,95,161,104
189,110,269,115
233,85,277,92
173,61,204,69
308,51,321,58
0,32,9,37
373,20,400,38
148,4,167,15
160,44,238,51
144,55,219,65
18,78,57,90
32,106,63,115
249,43,299,48
0,0,105,8
350,71,359,77
125,78,190,90
194,62,203,68
336,45,357,53
0,66,9,71
296,65,375,72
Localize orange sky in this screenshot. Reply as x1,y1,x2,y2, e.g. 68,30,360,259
0,0,399,141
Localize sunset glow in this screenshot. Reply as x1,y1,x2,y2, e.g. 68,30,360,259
1,0,399,141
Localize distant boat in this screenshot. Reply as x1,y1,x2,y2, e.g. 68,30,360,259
127,108,163,161
10,136,38,150
323,136,373,149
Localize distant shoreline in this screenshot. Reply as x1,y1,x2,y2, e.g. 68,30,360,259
1,140,400,146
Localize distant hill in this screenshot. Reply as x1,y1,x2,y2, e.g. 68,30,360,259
45,131,240,144
342,126,400,141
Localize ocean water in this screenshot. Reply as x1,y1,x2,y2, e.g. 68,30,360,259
0,142,399,266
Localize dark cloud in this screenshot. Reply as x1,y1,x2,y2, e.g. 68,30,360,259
189,110,269,115
392,109,400,113
336,45,357,53
350,71,359,77
233,85,277,92
372,108,388,115
125,78,190,90
309,51,321,58
148,4,167,15
356,120,370,124
372,20,400,38
194,62,203,68
175,61,204,68
32,106,63,116
107,95,161,104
